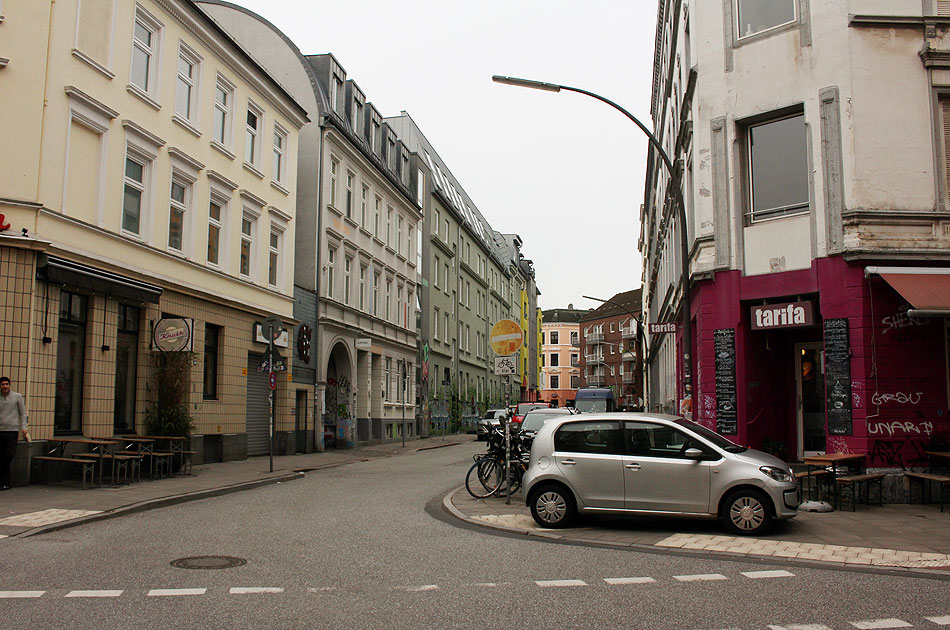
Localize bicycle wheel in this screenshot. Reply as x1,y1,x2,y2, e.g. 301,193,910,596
466,458,502,498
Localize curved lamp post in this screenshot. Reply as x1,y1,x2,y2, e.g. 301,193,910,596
493,75,692,406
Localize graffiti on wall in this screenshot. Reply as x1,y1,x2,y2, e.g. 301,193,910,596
868,420,933,438
870,391,923,406
868,439,930,470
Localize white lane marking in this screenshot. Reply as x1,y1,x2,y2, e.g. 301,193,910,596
147,588,206,597
604,577,656,585
768,625,832,630
742,570,795,579
401,585,439,592
673,573,728,582
849,620,912,629
229,587,283,594
65,590,123,598
926,616,950,625
535,579,587,587
307,587,340,592
473,583,500,587
0,591,45,598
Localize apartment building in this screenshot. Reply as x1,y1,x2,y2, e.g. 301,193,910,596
643,0,950,473
540,307,585,407
578,290,643,409
198,3,421,449
0,0,309,481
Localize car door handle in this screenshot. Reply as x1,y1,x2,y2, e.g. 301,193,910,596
561,459,576,466
625,463,642,470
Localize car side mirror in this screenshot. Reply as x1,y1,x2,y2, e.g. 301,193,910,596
684,448,706,459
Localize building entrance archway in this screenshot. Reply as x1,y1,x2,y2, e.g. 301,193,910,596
324,342,354,448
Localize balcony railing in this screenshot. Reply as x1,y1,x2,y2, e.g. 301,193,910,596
586,332,604,344
622,326,637,339
622,373,635,383
587,375,605,386
622,351,636,360
585,353,604,364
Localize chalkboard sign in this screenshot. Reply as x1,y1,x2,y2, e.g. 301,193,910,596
823,318,852,436
714,328,738,435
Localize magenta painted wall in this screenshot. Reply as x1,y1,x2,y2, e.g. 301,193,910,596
688,256,949,463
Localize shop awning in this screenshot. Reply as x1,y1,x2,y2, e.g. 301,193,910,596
865,266,950,317
38,255,163,304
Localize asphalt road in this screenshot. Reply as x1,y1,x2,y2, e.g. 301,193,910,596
2,442,949,629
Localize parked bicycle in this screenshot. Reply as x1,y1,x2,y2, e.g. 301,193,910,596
465,419,530,499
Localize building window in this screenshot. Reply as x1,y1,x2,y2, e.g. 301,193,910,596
387,137,396,171
433,208,440,235
345,171,354,219
344,256,352,305
571,353,579,366
374,196,381,237
203,323,220,400
245,102,262,167
175,45,200,123
207,197,224,266
240,214,255,277
746,112,808,222
407,225,414,261
359,264,367,311
329,159,339,208
130,8,160,97
273,126,287,184
55,292,87,434
114,304,139,432
360,185,368,226
434,307,441,340
571,375,579,388
444,312,449,343
327,247,336,298
571,331,579,345
550,331,559,345
168,179,188,252
373,272,380,316
397,215,404,256
268,228,281,287
736,0,796,39
385,279,392,321
550,353,559,367
213,76,234,147
551,374,559,389
122,154,146,235
434,255,441,288
386,206,393,248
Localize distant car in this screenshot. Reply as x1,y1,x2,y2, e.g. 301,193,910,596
476,409,507,441
522,413,798,535
519,408,576,439
511,402,550,427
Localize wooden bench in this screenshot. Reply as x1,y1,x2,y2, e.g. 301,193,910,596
74,452,143,485
904,471,950,512
835,473,885,511
31,456,98,489
126,450,175,479
795,469,831,501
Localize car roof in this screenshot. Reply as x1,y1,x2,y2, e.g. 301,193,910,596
536,412,684,433
523,408,573,416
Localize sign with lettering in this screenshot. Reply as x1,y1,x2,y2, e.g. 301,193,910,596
153,318,194,352
355,338,372,350
648,322,677,334
751,301,815,330
493,356,517,376
823,318,852,436
714,328,737,435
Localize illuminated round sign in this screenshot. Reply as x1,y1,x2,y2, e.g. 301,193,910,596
153,318,192,352
490,319,523,356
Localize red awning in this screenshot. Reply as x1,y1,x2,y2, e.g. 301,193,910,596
879,272,950,311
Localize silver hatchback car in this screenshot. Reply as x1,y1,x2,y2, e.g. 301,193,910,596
522,413,798,535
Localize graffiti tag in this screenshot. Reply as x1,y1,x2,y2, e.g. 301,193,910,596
881,309,929,334
868,420,933,437
870,391,923,406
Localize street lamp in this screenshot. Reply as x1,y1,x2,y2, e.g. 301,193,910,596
493,75,692,406
583,294,644,410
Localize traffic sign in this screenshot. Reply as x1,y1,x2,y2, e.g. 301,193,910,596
494,356,517,376
490,319,523,356
268,371,277,390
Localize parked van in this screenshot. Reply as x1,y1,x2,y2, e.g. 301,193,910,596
574,387,615,413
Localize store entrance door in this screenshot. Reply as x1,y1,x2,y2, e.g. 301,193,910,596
795,343,826,459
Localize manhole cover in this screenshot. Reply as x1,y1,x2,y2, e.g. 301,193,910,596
170,556,246,570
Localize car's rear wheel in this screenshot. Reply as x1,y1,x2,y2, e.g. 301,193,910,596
529,484,576,529
721,489,774,536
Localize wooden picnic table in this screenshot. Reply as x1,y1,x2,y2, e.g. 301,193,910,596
45,437,118,487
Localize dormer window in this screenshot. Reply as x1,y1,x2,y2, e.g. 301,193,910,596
387,137,396,171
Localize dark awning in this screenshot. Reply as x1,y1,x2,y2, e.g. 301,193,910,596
38,255,162,304
866,266,950,317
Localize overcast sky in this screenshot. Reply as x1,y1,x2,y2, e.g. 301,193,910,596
229,0,658,312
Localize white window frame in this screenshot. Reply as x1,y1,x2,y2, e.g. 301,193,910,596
329,158,339,209
385,278,392,322
359,264,367,311
272,123,288,185
735,0,797,40
374,195,382,238
344,255,353,305
551,374,559,390
129,6,162,103
167,176,189,254
397,215,404,256
373,271,380,317
386,205,393,248
326,246,337,299
174,42,201,129
122,150,149,238
245,100,263,170
206,190,228,268
433,307,441,340
434,255,441,288
240,210,257,279
268,224,284,288
345,171,355,219
360,184,368,227
212,74,235,153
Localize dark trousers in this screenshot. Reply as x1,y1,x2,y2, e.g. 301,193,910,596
0,431,17,487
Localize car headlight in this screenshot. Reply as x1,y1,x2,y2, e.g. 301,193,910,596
759,465,793,483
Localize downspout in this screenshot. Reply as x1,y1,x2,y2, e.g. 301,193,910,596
314,119,326,451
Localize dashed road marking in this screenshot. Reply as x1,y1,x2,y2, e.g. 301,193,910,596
65,590,123,598
307,587,341,592
604,577,655,585
473,582,502,587
147,588,207,597
535,579,587,587
0,591,45,598
229,587,283,594
673,573,728,582
400,585,439,592
926,616,950,625
742,570,795,579
768,625,832,630
849,620,912,629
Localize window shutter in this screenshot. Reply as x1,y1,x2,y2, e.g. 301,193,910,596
939,0,950,16
943,99,950,197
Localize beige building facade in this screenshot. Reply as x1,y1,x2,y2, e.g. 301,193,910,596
540,309,585,408
0,0,308,483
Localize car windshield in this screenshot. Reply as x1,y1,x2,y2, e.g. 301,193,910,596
517,403,547,415
520,411,568,433
575,400,608,413
675,418,747,453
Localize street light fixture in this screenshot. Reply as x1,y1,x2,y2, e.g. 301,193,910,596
493,75,693,407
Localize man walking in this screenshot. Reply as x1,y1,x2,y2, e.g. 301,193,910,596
0,376,29,490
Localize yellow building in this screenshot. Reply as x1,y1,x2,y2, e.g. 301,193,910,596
0,0,309,483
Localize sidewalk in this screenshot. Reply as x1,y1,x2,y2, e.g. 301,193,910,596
0,433,475,539
447,486,950,574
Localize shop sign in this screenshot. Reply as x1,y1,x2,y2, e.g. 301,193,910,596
355,338,372,350
750,301,815,330
153,318,194,352
254,323,289,347
648,322,677,334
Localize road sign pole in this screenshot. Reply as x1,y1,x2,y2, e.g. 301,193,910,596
268,322,274,473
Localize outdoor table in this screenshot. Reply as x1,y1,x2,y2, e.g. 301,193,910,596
924,451,950,473
46,437,117,487
803,452,866,478
135,435,188,477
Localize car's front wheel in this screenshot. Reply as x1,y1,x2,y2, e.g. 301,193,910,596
529,484,576,529
721,489,774,536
